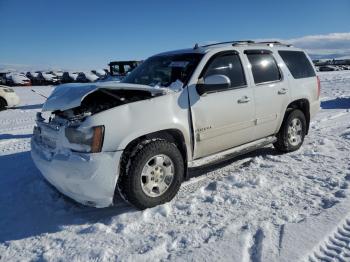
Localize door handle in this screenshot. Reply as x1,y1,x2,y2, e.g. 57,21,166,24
237,96,250,103
278,88,287,95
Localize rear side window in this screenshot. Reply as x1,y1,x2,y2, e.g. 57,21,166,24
203,53,246,89
278,51,316,79
246,52,281,84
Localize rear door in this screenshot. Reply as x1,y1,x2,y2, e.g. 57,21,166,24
189,51,256,158
244,50,290,140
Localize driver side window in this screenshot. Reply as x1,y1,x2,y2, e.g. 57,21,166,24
203,52,247,89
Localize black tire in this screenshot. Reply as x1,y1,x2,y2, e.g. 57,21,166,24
0,97,7,111
274,109,306,153
118,140,184,209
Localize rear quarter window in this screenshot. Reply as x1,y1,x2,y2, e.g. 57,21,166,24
278,51,316,79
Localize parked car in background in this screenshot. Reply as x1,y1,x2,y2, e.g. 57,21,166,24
318,66,335,72
92,69,108,80
52,71,64,77
0,73,7,85
108,60,140,78
6,73,31,86
0,85,20,110
76,71,99,83
29,71,59,85
41,72,59,85
61,72,79,83
48,71,64,83
26,72,41,85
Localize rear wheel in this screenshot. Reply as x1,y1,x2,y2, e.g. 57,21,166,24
118,140,184,209
0,97,7,111
274,109,306,153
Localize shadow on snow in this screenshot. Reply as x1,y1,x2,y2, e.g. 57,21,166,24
0,134,32,140
0,151,136,243
15,104,43,110
321,97,350,109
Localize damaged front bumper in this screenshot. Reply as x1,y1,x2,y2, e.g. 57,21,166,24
31,138,123,208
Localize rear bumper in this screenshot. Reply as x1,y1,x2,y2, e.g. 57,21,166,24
31,139,123,208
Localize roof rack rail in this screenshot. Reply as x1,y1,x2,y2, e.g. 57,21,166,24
193,40,292,49
258,41,282,44
256,41,292,47
194,40,255,49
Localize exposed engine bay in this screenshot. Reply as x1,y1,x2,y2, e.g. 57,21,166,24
53,88,160,120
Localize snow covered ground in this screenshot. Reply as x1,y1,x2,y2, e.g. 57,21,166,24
0,71,350,261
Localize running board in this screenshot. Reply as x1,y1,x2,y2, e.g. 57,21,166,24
188,136,277,168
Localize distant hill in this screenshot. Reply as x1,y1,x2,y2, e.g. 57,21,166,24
0,64,56,73
309,53,350,60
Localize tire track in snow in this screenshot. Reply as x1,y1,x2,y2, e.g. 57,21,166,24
0,109,37,134
0,124,35,134
278,224,285,255
0,115,34,124
241,228,265,262
249,228,265,262
308,218,350,262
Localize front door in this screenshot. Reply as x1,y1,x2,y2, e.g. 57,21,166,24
189,51,256,159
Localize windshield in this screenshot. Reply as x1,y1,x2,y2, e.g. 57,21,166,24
122,53,203,88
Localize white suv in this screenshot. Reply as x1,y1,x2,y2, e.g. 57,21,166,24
31,41,320,209
0,85,20,110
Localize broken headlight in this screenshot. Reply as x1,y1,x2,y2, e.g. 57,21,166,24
65,125,104,153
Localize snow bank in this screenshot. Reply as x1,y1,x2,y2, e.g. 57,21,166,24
84,72,99,82
68,72,79,80
95,69,107,77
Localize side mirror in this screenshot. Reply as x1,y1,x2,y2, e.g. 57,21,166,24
196,74,231,96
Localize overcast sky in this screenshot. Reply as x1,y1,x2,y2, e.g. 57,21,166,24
0,0,349,70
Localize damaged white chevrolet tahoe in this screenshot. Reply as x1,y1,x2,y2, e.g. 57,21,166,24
31,41,320,209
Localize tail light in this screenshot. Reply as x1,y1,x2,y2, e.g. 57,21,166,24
316,76,321,99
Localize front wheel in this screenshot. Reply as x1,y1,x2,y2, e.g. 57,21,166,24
118,140,184,209
274,109,306,153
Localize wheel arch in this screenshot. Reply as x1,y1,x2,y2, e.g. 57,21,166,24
0,96,8,108
284,99,310,134
119,128,189,181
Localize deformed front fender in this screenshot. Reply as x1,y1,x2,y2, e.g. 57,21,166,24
81,89,193,158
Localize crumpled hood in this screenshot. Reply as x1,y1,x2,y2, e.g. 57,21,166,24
42,81,168,111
